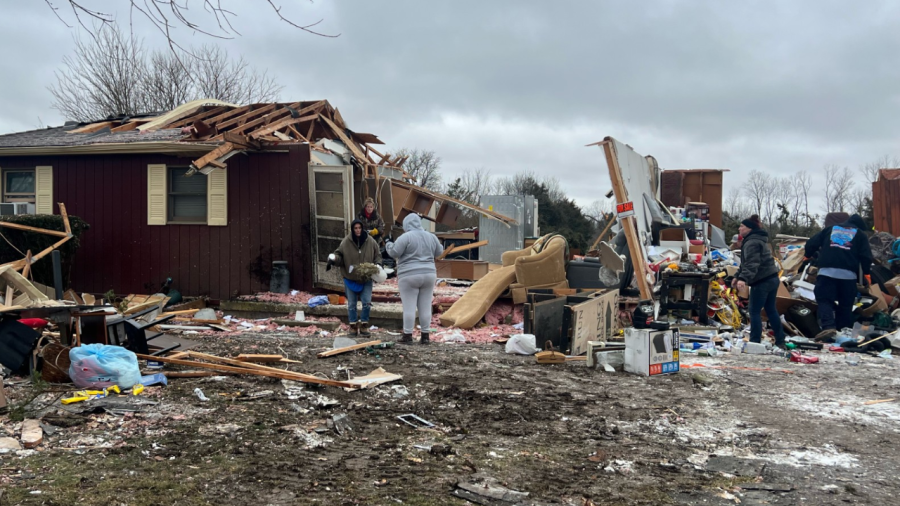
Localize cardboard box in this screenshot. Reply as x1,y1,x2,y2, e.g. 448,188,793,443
859,285,889,317
885,276,900,298
435,259,489,281
624,328,680,376
688,243,705,255
569,289,620,356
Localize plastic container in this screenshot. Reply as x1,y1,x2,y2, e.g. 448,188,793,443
744,342,767,355
270,261,290,293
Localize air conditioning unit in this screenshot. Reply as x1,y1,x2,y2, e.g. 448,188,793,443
0,203,36,216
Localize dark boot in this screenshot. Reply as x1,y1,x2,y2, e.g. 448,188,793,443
349,322,359,337
359,322,371,337
420,332,430,345
399,332,414,344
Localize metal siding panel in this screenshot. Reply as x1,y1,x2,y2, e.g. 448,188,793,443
479,195,527,264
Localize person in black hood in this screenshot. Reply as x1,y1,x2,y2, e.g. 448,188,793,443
733,215,785,347
804,213,873,340
327,219,382,337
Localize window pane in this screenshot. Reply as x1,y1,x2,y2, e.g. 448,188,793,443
6,172,35,193
172,195,207,219
170,168,207,193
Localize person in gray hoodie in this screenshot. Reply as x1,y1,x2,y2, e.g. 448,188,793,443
385,214,444,344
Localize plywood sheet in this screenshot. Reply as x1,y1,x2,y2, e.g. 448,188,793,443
570,289,619,356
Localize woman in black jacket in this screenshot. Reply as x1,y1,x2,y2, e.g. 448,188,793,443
732,215,786,348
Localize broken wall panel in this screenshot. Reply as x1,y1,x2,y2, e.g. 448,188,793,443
873,171,900,236
3,146,313,299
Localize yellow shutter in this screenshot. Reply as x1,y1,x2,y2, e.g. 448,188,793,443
207,168,228,226
35,166,53,214
147,164,167,225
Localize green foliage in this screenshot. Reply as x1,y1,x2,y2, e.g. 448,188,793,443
0,214,90,288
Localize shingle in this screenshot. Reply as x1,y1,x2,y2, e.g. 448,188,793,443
0,125,185,148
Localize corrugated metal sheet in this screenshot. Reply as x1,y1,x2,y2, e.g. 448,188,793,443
0,145,313,299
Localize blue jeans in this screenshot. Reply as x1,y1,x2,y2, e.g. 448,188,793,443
345,281,373,323
813,275,857,331
748,275,786,346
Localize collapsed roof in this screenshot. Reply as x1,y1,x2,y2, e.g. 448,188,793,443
0,98,516,225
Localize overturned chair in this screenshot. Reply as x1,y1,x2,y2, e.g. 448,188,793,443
440,234,569,329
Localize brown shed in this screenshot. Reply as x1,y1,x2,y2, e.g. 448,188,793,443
873,168,900,236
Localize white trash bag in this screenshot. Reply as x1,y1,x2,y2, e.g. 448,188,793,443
505,334,539,355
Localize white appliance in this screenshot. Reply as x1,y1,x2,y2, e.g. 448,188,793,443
0,202,36,216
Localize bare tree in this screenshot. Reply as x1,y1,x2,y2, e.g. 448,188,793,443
823,164,855,213
494,170,566,203
725,187,750,218
793,170,813,226
49,24,283,121
189,45,281,105
859,154,900,185
397,149,443,191
43,1,337,56
772,177,795,226
49,25,148,121
582,199,613,224
448,168,493,205
744,170,769,217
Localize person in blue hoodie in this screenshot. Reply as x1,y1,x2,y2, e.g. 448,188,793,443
386,214,444,344
804,213,874,341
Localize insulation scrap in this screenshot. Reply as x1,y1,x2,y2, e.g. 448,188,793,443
238,291,316,304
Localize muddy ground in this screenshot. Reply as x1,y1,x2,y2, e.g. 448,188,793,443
3,330,900,505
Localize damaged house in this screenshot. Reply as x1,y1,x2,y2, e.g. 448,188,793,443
0,99,514,299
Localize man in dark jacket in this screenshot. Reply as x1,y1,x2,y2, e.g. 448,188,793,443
804,214,873,340
733,215,785,347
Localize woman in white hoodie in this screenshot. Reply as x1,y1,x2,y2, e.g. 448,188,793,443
386,214,444,344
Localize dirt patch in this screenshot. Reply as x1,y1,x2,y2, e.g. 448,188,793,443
2,333,900,505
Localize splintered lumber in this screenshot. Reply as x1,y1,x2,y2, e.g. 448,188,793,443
0,221,68,238
191,142,235,170
161,309,201,317
135,353,358,389
437,240,488,260
234,354,279,362
318,340,382,358
436,244,456,261
161,370,229,378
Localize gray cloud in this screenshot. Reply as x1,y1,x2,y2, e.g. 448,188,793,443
2,1,898,209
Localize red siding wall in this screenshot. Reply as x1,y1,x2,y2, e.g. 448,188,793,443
0,145,312,299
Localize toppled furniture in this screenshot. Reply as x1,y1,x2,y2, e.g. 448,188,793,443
107,307,177,355
658,271,713,325
0,265,67,311
440,234,569,329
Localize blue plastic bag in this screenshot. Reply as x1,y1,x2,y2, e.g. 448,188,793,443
68,344,141,389
308,295,329,307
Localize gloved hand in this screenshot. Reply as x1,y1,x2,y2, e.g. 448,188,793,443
864,274,872,287
369,228,379,236
326,253,336,271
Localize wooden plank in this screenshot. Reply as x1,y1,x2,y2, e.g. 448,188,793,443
317,340,382,358
4,286,14,306
68,121,115,134
438,240,487,259
21,250,32,279
136,353,358,389
160,370,230,378
191,142,236,170
0,221,68,238
249,114,317,140
236,354,301,364
222,131,257,148
436,244,456,261
229,101,324,136
160,309,201,317
599,139,653,299
215,103,279,131
318,113,369,162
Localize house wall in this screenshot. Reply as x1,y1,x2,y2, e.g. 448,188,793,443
0,145,313,299
873,177,900,236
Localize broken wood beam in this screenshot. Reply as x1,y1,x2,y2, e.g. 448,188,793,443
236,354,301,364
436,244,456,261
191,142,235,170
21,419,43,448
135,353,358,389
249,114,317,140
317,340,382,358
438,240,488,259
0,221,68,238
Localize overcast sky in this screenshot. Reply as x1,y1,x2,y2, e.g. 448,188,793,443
1,1,899,211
